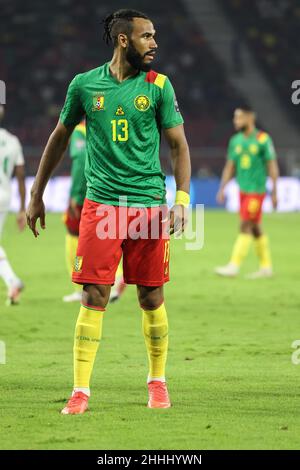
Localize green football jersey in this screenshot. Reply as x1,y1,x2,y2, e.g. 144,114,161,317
227,128,276,194
60,62,184,206
69,123,87,206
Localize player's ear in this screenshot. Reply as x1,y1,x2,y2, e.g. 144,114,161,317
118,33,128,49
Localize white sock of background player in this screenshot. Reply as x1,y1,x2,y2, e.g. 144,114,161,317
0,246,21,289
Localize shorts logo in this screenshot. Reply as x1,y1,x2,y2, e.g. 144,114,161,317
134,95,150,111
92,94,105,111
74,256,83,273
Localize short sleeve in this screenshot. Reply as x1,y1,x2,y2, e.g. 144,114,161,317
227,137,236,162
158,78,184,129
60,75,84,127
14,137,24,166
264,135,276,161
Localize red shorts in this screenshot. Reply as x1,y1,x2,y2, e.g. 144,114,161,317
64,203,83,236
72,199,170,286
239,192,265,224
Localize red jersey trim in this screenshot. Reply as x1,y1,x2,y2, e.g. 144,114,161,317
145,70,158,83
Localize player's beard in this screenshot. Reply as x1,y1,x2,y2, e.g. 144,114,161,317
126,40,153,72
235,124,247,133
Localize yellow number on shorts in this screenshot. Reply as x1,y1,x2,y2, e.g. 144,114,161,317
248,198,259,214
164,240,170,263
111,119,129,142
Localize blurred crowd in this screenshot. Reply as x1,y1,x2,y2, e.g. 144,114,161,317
1,0,244,176
220,0,300,122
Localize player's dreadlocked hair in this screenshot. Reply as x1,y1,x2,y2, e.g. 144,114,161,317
102,9,150,47
237,104,254,113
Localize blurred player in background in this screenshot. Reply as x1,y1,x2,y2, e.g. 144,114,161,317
0,104,26,304
215,106,279,279
27,9,191,414
63,120,86,303
63,120,126,303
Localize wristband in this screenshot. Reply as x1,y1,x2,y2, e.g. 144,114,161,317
175,190,190,208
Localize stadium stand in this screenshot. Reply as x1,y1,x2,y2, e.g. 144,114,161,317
0,0,245,175
219,0,300,124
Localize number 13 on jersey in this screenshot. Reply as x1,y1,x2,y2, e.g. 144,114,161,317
111,119,129,142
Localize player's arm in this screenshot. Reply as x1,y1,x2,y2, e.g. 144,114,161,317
217,137,236,204
158,77,191,235
216,160,236,205
265,135,279,209
14,164,26,231
27,121,75,237
267,158,279,209
164,124,191,235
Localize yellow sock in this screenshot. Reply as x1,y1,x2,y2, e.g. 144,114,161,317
74,306,104,388
230,233,252,267
142,303,168,380
255,235,272,268
65,233,81,291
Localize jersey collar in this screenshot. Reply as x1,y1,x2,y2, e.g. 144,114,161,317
242,127,257,140
105,62,142,85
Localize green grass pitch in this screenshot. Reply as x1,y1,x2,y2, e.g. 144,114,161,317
0,210,299,450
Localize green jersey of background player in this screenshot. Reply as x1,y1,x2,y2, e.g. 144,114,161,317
27,9,191,414
69,123,87,206
63,121,87,304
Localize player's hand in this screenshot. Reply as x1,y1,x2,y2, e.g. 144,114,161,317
69,197,80,219
216,188,225,205
26,197,46,237
271,189,278,210
168,204,189,237
16,210,26,232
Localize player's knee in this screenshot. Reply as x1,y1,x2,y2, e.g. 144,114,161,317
82,284,110,308
252,224,262,238
137,286,164,310
240,220,252,234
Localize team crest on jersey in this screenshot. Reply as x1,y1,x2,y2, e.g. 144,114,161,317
74,256,83,273
249,144,258,155
134,95,150,111
115,105,125,115
235,145,242,154
92,94,105,111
